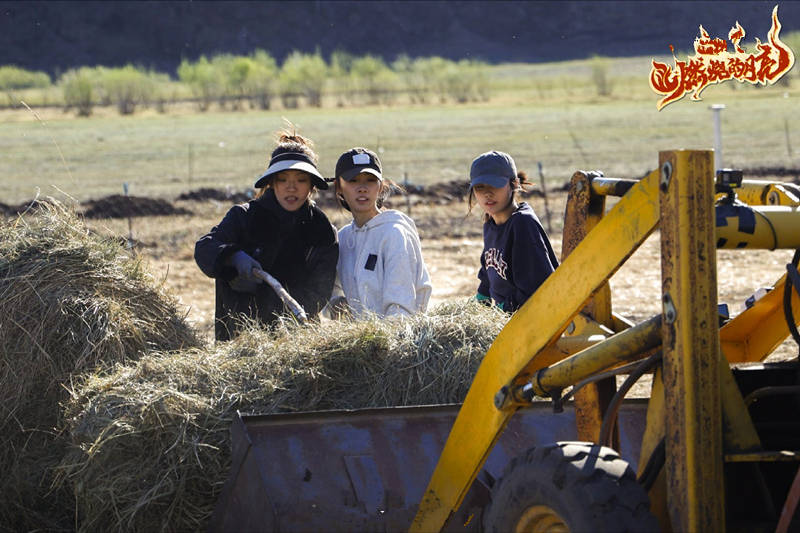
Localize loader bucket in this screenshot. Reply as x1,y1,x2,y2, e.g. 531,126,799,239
210,400,647,532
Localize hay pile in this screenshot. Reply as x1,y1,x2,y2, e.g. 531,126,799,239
58,302,508,531
0,202,201,529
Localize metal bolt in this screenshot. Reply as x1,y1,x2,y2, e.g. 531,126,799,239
768,190,780,205
494,386,509,410
566,321,576,334
663,292,677,324
660,161,673,192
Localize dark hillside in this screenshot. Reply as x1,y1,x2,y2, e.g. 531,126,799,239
1,1,799,75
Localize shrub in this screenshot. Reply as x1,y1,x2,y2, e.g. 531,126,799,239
177,56,221,111
350,54,397,105
416,56,452,103
468,60,491,101
98,65,156,115
0,65,51,90
442,59,490,103
147,70,174,113
330,49,355,106
210,54,251,110
590,55,613,96
279,51,328,108
392,54,428,103
59,68,94,116
245,49,278,109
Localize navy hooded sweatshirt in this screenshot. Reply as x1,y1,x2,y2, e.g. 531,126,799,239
477,202,558,312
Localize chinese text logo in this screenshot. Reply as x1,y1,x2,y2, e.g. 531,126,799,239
649,5,794,110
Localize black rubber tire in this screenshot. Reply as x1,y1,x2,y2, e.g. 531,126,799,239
482,441,660,533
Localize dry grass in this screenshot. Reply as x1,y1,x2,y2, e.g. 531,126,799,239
0,202,201,529
57,301,507,531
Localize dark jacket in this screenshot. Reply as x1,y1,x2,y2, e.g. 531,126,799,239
195,189,338,340
477,202,558,313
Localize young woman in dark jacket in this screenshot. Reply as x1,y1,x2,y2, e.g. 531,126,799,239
195,128,338,340
467,150,559,313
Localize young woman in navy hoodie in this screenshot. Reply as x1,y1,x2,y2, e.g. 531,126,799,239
467,150,558,313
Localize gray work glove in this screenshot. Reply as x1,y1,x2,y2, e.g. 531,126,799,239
229,250,263,283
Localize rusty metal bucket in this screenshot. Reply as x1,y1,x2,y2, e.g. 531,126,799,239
210,400,647,532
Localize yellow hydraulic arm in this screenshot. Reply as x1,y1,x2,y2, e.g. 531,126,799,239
410,165,663,531
412,151,800,532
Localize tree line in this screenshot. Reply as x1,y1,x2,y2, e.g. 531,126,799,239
0,50,491,116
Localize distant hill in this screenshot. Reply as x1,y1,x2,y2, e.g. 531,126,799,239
2,1,799,76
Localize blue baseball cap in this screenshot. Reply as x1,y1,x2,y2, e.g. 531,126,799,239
470,150,517,189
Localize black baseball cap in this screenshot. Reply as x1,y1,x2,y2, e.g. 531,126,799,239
470,150,517,189
335,147,383,181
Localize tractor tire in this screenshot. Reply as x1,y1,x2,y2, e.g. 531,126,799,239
482,441,659,533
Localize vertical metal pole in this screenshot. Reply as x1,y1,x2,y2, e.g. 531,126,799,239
710,104,725,171
659,149,724,532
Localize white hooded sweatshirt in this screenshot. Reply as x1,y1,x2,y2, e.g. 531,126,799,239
334,209,432,318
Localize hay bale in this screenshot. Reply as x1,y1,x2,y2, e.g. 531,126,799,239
59,302,508,531
0,201,201,530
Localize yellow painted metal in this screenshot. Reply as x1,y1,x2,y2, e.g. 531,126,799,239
637,366,671,532
410,168,662,533
552,333,608,353
631,355,755,488
523,315,614,374
725,180,800,206
560,170,617,444
637,365,666,479
611,312,635,332
764,183,800,205
514,505,569,533
589,176,639,197
526,315,662,398
659,150,725,532
716,205,800,249
718,352,761,453
724,451,800,462
720,273,800,363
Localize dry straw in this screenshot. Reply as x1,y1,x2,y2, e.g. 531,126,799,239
59,302,508,531
0,201,201,530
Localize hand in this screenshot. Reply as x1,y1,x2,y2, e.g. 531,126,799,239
230,251,263,282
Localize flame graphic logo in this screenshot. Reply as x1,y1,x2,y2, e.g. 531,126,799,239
649,5,795,110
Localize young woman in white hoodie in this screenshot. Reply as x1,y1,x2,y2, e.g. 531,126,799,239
330,147,432,318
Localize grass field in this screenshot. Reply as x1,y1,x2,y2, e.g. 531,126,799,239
2,57,798,204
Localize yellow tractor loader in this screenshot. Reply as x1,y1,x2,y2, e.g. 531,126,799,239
212,150,800,532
